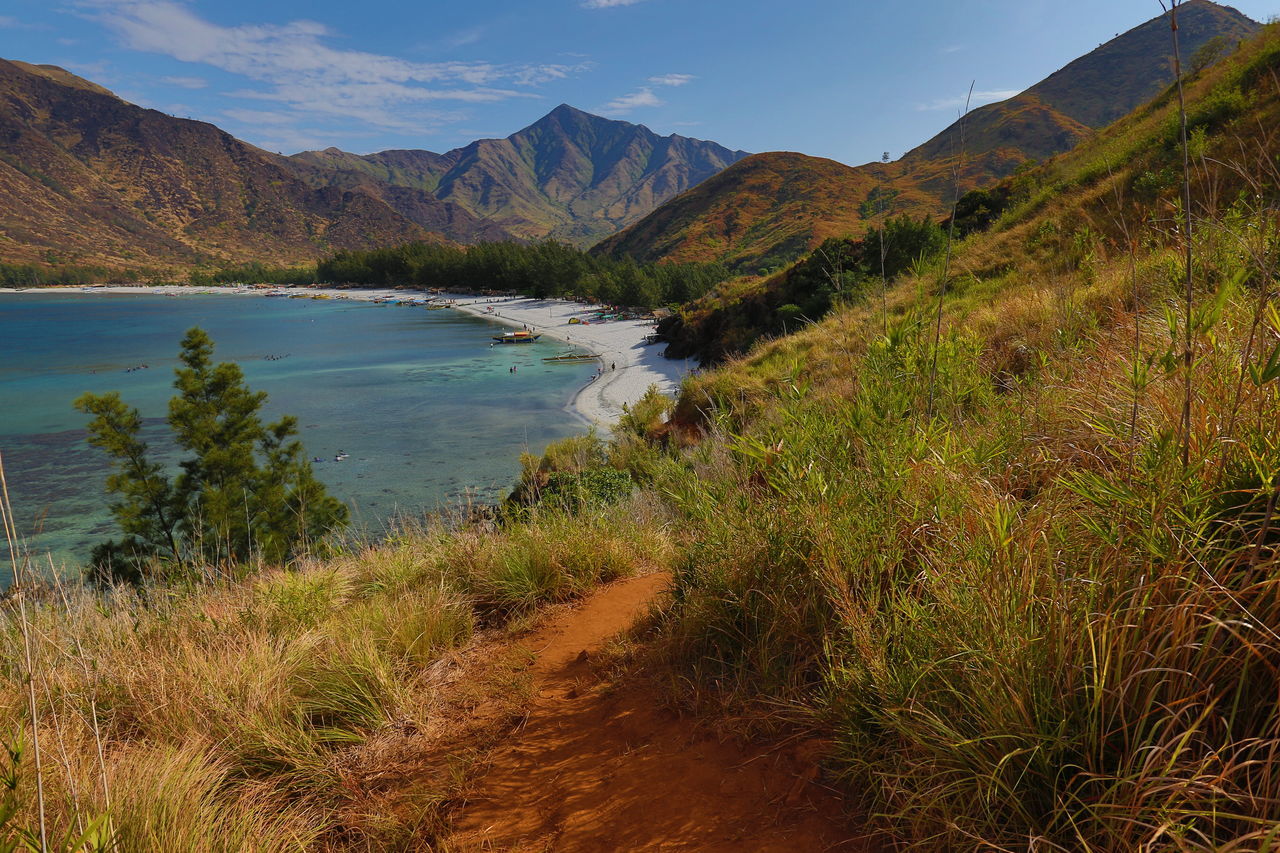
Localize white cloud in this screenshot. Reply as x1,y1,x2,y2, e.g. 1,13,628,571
0,15,48,29
515,63,591,86
581,0,647,7
916,88,1021,111
161,75,207,89
598,86,662,116
80,0,587,135
648,73,694,87
444,26,484,49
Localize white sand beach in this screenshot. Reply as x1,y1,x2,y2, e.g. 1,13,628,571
4,285,688,428
442,294,687,428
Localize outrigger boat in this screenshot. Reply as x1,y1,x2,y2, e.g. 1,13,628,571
492,330,542,344
542,352,599,363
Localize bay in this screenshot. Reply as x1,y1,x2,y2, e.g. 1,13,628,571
0,291,591,582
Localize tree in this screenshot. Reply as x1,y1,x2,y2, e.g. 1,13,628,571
75,328,347,584
1190,34,1231,75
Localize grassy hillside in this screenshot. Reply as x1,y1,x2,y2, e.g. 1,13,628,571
632,18,1280,848
0,500,675,848
595,1,1259,274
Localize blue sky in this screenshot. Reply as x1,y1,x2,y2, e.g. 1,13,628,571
1,1,1277,163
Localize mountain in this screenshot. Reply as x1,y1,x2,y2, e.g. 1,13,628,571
590,152,887,272
0,59,448,270
595,0,1260,273
291,105,750,246
276,154,512,244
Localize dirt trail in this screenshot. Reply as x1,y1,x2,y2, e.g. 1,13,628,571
443,573,869,852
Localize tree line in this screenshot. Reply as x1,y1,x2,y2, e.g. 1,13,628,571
316,240,732,309
0,261,121,288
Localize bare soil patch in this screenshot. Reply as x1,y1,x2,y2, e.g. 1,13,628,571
443,573,871,852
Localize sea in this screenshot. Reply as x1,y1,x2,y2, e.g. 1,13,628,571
0,290,592,583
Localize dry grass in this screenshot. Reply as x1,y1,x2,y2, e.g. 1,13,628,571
0,499,675,850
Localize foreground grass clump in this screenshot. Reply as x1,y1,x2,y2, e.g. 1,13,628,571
0,499,671,849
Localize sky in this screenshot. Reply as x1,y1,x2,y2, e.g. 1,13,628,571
1,0,1278,164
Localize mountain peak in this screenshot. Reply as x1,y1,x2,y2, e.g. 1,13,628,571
1025,0,1259,127
522,103,622,136
549,103,589,117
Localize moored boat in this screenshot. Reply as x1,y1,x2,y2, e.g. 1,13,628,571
542,352,599,362
492,330,542,343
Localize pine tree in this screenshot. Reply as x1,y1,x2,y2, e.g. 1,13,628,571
75,328,347,584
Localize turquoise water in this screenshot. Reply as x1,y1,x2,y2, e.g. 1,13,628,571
0,291,592,580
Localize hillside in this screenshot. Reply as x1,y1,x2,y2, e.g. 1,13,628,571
0,59,450,271
642,18,1280,847
292,105,750,246
596,0,1259,272
276,154,512,244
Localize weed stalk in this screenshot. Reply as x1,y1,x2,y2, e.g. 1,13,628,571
926,81,973,419
0,452,47,851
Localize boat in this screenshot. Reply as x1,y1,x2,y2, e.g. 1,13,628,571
492,330,542,344
542,352,599,363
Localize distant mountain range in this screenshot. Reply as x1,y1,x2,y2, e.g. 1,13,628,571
0,67,746,271
290,105,749,246
594,0,1260,272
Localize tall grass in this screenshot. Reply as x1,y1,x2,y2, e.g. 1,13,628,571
0,499,672,849
638,42,1280,843
650,249,1280,847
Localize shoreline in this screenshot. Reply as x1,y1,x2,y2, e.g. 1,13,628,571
3,284,687,428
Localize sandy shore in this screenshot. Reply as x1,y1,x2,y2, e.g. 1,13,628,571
4,284,687,428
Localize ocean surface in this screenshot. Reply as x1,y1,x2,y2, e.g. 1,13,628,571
0,291,592,582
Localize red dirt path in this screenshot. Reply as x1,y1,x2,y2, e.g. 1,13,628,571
443,573,872,852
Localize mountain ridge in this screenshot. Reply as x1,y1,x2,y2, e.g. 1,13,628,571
595,0,1260,273
290,104,750,246
0,61,748,270
0,57,446,270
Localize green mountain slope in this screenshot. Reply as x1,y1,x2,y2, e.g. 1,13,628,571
276,154,512,244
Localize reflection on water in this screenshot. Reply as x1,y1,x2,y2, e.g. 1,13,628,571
0,292,592,580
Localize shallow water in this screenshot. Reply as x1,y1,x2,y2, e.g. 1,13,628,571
0,291,594,580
